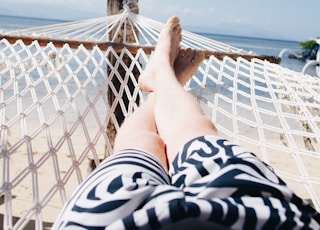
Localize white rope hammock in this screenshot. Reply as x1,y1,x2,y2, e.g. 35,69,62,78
1,7,320,229
5,11,240,51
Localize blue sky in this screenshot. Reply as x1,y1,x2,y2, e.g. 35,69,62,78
0,0,318,41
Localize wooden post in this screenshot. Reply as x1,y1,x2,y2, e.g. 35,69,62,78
88,0,140,172
107,0,139,15
106,0,140,153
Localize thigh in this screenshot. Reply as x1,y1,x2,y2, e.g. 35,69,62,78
166,135,320,229
52,149,170,229
169,135,279,189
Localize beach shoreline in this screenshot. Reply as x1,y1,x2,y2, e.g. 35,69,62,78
1,93,319,226
0,14,319,228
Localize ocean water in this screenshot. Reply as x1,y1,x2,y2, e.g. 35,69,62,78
199,33,315,75
0,14,316,76
0,14,67,31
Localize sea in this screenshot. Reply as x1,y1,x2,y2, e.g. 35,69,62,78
0,14,317,76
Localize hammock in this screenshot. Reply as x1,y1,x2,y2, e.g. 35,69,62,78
1,6,320,229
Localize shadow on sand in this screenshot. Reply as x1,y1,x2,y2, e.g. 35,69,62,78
0,195,53,229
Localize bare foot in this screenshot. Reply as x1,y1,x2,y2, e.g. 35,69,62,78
174,48,205,85
139,16,182,92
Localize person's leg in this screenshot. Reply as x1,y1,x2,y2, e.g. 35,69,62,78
114,16,212,169
113,93,168,170
138,17,217,164
113,17,183,170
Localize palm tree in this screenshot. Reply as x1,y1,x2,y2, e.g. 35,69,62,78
298,37,320,61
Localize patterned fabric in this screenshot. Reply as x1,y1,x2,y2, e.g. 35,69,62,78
52,136,320,229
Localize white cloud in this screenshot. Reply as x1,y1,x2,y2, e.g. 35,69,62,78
1,0,318,40
220,13,251,26
2,0,106,20
181,8,192,14
207,8,216,13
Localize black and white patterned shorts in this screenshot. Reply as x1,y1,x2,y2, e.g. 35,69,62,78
53,136,320,229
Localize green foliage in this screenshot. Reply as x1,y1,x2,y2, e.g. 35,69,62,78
299,37,319,50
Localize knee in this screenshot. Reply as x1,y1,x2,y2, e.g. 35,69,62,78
114,131,168,170
134,131,166,154
114,130,165,154
178,115,218,137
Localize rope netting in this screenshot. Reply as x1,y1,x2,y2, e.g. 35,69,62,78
2,7,245,54
1,8,320,229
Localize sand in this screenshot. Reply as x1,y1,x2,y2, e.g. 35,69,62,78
1,91,320,228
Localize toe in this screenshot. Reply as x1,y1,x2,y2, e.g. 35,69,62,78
179,49,186,57
193,51,205,66
167,16,180,27
185,48,194,59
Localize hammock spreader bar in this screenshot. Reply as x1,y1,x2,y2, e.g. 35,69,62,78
0,34,281,64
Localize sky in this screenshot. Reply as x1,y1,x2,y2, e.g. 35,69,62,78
0,0,318,41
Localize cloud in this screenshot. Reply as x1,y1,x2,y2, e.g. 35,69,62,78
9,0,103,5
207,8,216,13
138,0,217,30
2,0,318,40
2,0,106,20
182,8,192,14
218,13,252,26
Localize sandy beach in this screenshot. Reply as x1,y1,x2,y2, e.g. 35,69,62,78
1,87,320,229
1,31,319,228
0,94,111,228
0,1,319,227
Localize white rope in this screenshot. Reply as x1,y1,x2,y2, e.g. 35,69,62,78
1,9,320,229
4,10,244,53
